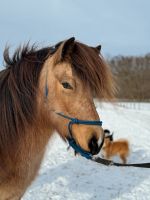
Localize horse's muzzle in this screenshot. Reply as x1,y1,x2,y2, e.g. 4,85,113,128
56,112,104,158
89,136,99,155
89,135,104,155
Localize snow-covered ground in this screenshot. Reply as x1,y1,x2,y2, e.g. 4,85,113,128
23,103,150,200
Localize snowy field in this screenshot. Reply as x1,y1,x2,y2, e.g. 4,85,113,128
23,103,150,200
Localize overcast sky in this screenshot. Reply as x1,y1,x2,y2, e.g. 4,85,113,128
0,0,150,67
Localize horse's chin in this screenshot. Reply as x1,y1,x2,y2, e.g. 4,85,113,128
71,138,91,153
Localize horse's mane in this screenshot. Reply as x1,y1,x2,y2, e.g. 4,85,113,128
0,44,55,153
0,40,115,154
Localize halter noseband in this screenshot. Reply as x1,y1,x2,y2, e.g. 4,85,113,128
56,112,103,159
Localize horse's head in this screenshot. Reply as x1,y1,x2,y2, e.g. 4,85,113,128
40,37,115,155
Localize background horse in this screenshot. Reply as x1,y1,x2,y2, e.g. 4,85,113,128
0,37,115,199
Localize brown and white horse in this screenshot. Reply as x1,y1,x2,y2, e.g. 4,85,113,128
0,37,115,199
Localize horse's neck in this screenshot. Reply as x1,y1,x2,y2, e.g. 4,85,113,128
21,123,53,157
0,125,54,200
0,122,53,178
21,125,53,176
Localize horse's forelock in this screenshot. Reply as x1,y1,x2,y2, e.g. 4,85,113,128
50,39,115,100
71,42,115,99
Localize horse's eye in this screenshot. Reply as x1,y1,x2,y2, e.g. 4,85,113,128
62,82,73,89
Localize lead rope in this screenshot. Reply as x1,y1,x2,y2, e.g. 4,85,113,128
92,157,150,168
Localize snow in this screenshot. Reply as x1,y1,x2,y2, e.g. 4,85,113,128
23,103,150,200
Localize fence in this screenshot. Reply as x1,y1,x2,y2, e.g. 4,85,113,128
117,100,150,111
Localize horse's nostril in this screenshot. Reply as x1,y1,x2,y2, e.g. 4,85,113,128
88,136,99,155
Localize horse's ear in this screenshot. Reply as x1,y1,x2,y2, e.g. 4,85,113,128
61,37,75,59
91,45,101,54
96,45,101,52
54,37,75,63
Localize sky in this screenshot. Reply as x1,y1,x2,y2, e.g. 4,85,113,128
0,0,150,67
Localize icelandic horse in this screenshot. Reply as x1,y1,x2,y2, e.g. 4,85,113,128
0,37,115,199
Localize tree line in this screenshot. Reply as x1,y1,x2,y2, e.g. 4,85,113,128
108,54,150,101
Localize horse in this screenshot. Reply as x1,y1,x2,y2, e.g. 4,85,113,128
0,37,115,199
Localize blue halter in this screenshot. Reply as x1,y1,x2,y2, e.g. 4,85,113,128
56,112,103,159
